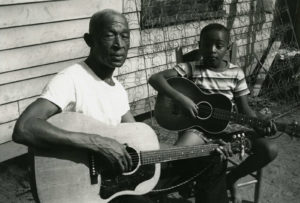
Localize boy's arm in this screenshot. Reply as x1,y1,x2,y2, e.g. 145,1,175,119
234,95,256,117
235,95,276,136
148,69,199,118
121,110,136,123
13,98,133,172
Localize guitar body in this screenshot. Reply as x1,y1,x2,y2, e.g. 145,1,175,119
154,77,233,133
33,112,160,203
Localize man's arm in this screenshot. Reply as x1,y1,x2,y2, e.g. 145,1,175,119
148,69,199,118
13,98,133,172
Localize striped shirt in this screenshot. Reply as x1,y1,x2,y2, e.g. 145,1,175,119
174,60,250,102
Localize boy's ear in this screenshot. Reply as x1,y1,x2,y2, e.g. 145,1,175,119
84,33,93,48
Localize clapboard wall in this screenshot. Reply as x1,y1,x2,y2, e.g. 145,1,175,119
0,0,277,162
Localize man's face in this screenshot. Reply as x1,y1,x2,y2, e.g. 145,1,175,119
91,14,130,68
199,30,229,69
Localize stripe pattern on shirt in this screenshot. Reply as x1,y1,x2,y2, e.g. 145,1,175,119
174,61,250,101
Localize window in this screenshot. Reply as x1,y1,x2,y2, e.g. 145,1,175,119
141,0,225,29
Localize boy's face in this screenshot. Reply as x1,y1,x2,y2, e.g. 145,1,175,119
90,14,130,69
199,30,229,69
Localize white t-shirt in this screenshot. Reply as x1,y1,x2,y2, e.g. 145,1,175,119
40,61,130,126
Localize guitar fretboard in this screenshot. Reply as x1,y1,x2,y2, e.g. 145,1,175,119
140,144,221,165
198,105,286,132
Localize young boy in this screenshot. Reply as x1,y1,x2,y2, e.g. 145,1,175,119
149,23,278,203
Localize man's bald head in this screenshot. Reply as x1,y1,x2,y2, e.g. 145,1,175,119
84,9,130,69
89,9,128,37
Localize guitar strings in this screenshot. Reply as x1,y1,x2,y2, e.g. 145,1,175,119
127,144,222,165
196,104,266,127
126,140,241,165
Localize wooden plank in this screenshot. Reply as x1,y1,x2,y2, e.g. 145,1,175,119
0,102,18,123
0,58,83,85
0,0,122,28
0,19,141,50
127,83,156,103
124,12,140,30
0,75,53,105
0,38,89,73
117,70,148,89
118,56,146,76
18,96,39,115
144,51,167,69
130,96,156,116
123,0,141,13
0,32,144,73
0,19,89,50
237,39,269,58
127,47,139,58
0,0,49,5
0,141,27,162
129,29,141,48
0,121,16,144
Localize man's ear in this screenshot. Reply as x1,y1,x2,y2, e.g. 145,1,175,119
84,33,93,47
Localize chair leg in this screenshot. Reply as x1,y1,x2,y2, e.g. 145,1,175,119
254,169,263,203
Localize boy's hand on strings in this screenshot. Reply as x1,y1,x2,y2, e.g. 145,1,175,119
254,110,277,137
178,96,199,118
254,119,277,137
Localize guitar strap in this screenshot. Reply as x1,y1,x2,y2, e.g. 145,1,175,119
150,162,212,193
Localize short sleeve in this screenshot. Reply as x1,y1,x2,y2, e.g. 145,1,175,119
40,72,75,110
234,69,250,97
173,63,192,78
121,87,130,116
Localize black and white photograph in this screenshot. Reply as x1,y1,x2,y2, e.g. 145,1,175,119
0,0,299,202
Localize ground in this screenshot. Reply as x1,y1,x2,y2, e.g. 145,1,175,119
0,106,299,203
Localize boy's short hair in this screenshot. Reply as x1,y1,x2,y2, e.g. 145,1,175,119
200,23,230,43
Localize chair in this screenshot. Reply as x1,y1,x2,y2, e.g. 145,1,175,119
173,44,263,203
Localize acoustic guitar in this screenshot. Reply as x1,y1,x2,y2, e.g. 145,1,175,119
154,77,299,136
33,112,250,203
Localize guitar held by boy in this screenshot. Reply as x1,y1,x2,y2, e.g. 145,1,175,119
154,77,300,137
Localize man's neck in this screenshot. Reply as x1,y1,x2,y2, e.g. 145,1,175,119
85,57,115,81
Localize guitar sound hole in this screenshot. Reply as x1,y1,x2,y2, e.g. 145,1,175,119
126,146,139,172
197,102,212,119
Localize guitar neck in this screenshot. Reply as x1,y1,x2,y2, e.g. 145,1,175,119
140,144,222,165
213,109,286,132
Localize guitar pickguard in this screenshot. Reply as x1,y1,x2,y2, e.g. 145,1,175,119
100,165,155,199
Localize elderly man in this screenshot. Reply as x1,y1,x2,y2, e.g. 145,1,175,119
13,9,153,203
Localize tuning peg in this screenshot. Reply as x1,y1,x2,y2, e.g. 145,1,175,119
239,145,245,160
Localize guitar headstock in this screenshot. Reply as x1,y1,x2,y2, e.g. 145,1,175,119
230,132,252,157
